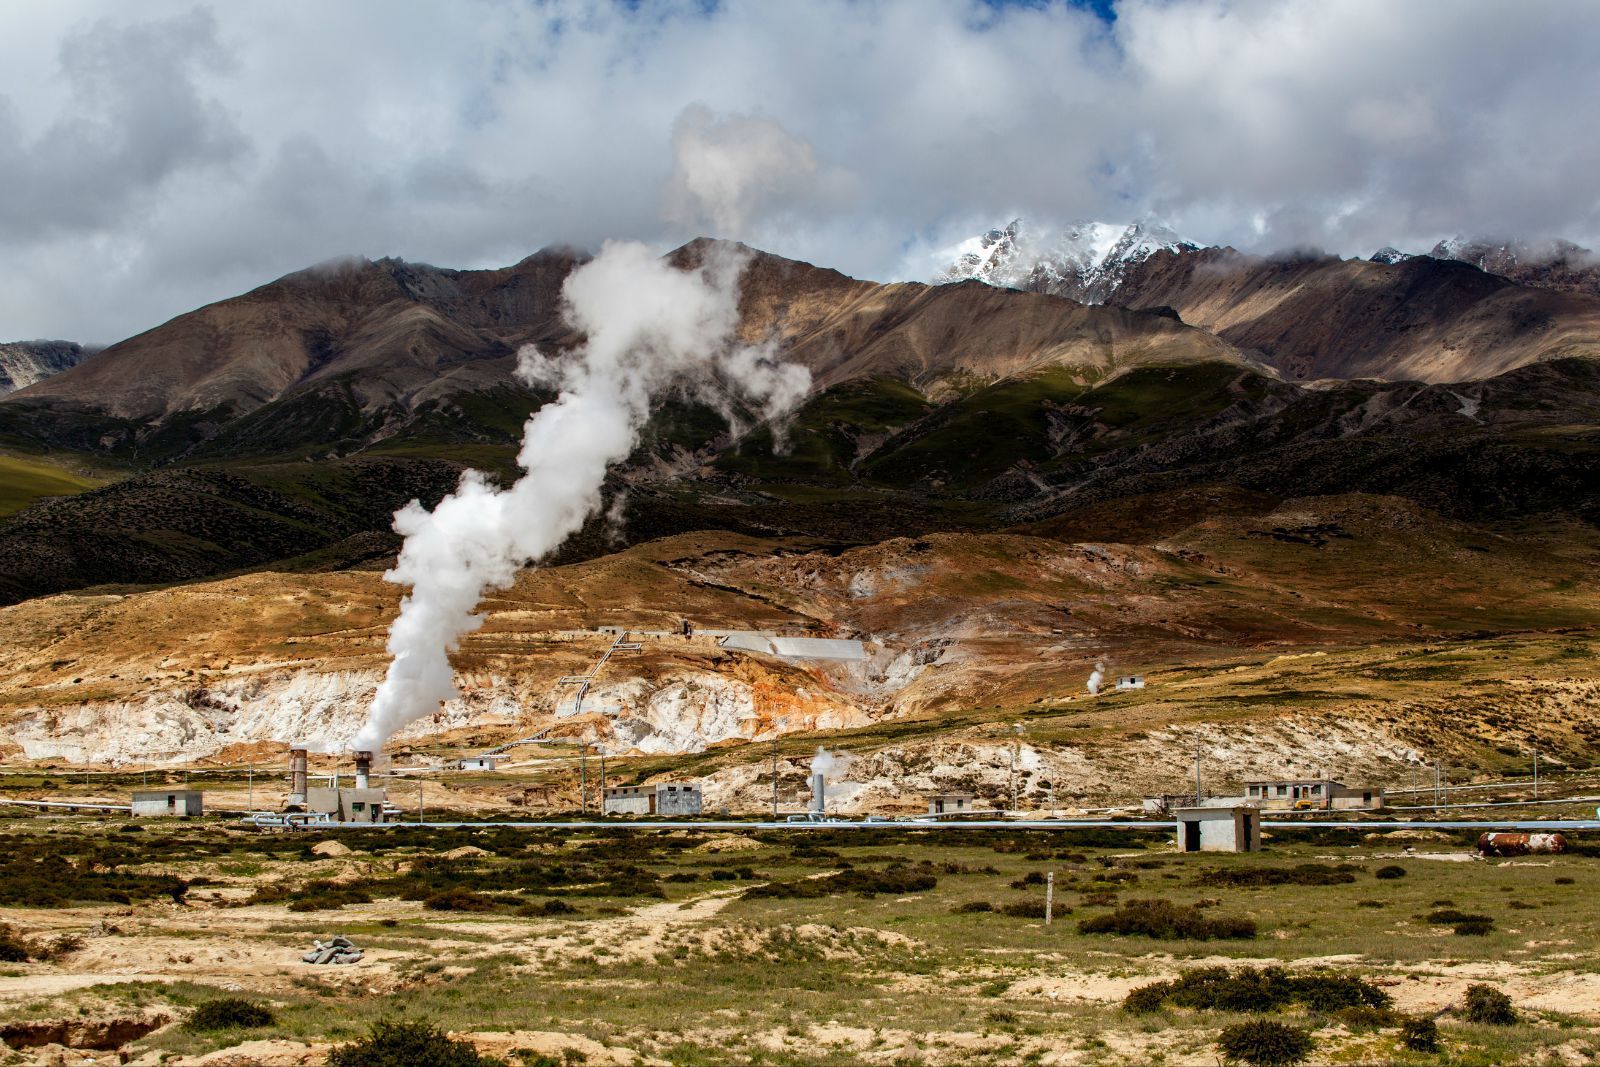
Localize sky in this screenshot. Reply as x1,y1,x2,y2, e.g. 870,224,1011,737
1,0,1598,343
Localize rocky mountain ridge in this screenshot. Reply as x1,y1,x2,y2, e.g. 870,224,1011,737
0,340,92,396
935,218,1196,304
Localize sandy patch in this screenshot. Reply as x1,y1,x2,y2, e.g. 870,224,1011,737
465,1029,665,1065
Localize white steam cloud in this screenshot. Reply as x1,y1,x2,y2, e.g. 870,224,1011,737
1086,661,1105,697
663,105,849,238
348,240,810,752
811,745,850,780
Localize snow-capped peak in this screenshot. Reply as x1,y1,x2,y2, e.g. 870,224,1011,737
1368,246,1413,265
935,218,1195,303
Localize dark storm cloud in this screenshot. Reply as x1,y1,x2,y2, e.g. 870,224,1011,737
0,0,1596,342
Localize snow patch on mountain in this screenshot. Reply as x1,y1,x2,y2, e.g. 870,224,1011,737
935,218,1196,303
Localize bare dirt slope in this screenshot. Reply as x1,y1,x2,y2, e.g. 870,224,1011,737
0,493,1594,806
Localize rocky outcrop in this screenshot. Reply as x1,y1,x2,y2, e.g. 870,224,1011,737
0,340,89,395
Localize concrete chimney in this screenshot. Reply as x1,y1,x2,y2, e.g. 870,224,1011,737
354,750,373,791
810,771,826,814
288,747,308,805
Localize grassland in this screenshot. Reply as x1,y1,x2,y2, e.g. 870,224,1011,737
0,819,1598,1064
0,453,112,518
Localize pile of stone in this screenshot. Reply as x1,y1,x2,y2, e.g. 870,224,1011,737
301,935,362,965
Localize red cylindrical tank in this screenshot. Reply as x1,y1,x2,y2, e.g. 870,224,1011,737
1478,832,1567,856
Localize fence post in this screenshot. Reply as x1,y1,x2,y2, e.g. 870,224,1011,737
1045,871,1054,925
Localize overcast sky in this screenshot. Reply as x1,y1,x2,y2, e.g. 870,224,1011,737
2,0,1598,343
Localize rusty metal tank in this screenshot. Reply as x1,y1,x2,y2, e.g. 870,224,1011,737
1477,832,1567,856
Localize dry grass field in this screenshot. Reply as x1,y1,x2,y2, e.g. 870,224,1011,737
1,818,1599,1064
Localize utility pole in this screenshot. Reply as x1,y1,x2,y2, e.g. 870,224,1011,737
1533,738,1540,801
1045,872,1054,926
770,736,779,819
599,748,607,815
580,745,588,815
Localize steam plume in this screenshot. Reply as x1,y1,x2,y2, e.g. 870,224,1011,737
1086,661,1104,697
349,240,809,752
811,745,849,779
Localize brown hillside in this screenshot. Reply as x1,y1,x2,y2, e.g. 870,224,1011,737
1114,247,1600,382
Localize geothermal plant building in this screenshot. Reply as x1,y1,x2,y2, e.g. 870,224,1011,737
1176,806,1262,853
1242,778,1383,811
132,789,203,817
602,783,703,816
287,747,392,824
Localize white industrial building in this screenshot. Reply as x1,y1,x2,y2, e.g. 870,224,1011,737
456,756,498,771
132,789,203,817
1242,778,1383,811
1175,806,1261,852
603,782,703,816
927,793,975,815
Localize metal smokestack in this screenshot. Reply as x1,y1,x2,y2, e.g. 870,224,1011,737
288,747,308,805
354,750,373,791
810,771,826,814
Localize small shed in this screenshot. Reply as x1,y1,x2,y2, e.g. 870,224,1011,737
306,786,389,824
1175,806,1261,853
928,793,974,816
1116,676,1146,690
603,783,703,817
456,756,498,772
132,789,203,817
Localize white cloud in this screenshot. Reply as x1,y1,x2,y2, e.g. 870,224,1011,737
0,0,1596,342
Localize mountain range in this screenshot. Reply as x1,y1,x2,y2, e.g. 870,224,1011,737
0,233,1598,605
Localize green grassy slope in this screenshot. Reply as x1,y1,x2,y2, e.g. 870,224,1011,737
0,454,112,518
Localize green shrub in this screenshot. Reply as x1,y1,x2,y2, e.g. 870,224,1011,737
1462,984,1516,1026
1334,1005,1395,1030
40,933,85,960
1124,966,1389,1015
1400,1015,1440,1052
326,1018,505,1067
1122,981,1174,1014
0,926,32,963
1216,1020,1313,1066
954,901,993,913
184,997,275,1032
516,899,579,918
425,889,499,912
1000,900,1047,918
1423,909,1494,935
1197,864,1358,888
1374,865,1407,880
251,879,371,911
745,865,937,900
1078,899,1256,940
